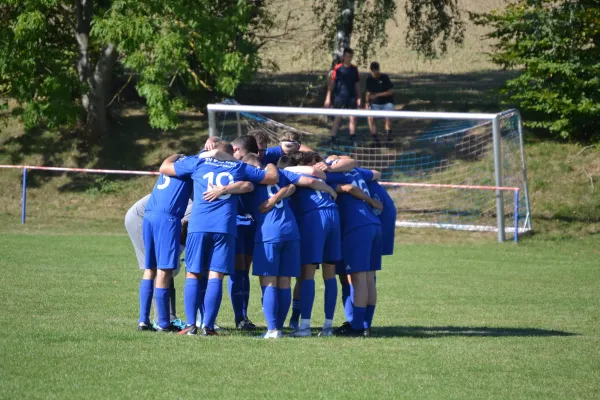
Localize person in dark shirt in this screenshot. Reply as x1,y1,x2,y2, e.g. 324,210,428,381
366,62,395,144
324,48,361,145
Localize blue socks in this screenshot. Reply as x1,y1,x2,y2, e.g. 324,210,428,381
242,269,250,319
203,278,223,330
197,276,208,325
138,279,154,325
154,287,170,329
277,287,292,330
351,305,366,331
342,284,354,323
229,270,245,323
263,286,278,331
324,278,338,320
364,305,376,329
184,278,199,326
290,299,301,326
300,279,315,320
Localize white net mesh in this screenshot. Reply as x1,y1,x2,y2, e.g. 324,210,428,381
211,101,531,239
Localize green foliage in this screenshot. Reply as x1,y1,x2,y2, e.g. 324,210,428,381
472,1,600,142
1,0,265,133
92,0,263,130
311,0,465,64
405,0,465,59
0,1,81,130
312,0,398,65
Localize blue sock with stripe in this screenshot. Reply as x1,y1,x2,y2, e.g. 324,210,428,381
184,278,199,326
351,306,366,331
364,305,376,329
154,287,171,329
203,278,223,330
276,287,292,330
324,278,338,320
138,278,154,325
342,284,354,323
290,299,301,327
263,286,278,331
197,276,207,325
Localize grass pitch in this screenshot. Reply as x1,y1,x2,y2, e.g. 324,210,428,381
0,221,598,399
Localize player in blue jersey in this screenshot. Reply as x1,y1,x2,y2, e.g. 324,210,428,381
160,142,278,336
365,176,396,256
260,131,313,166
242,153,337,338
229,135,261,330
280,152,344,337
325,159,384,337
139,156,193,333
282,152,375,335
128,195,191,332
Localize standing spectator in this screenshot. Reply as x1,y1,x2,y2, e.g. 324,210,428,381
366,62,395,144
324,48,361,146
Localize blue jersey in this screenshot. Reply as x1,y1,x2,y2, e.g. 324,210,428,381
326,169,380,235
292,174,337,216
145,157,193,219
365,179,396,255
174,157,266,236
236,195,254,227
251,170,300,243
263,146,284,166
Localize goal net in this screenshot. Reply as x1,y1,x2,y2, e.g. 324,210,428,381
207,100,532,242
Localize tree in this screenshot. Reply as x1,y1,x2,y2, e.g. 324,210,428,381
0,0,266,136
473,1,600,142
311,0,465,66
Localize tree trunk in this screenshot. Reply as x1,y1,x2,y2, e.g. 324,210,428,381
87,44,118,136
331,0,355,68
75,0,117,137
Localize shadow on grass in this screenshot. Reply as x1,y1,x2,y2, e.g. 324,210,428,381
372,325,577,338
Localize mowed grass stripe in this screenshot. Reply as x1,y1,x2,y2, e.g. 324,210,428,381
0,233,598,399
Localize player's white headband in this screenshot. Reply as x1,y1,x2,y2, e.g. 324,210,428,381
280,140,301,146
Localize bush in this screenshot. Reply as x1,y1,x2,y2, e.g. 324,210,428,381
472,1,600,142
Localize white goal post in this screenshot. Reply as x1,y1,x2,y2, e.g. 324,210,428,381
206,103,532,243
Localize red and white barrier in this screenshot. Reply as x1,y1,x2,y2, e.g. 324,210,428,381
1,164,521,242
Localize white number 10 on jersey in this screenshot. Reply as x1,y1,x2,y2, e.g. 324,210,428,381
203,172,235,200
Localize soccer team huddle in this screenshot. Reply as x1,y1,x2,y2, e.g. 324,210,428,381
125,129,396,338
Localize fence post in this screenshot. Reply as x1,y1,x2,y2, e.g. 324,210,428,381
21,168,27,224
514,189,519,243
492,115,505,242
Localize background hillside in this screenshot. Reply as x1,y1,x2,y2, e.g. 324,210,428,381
0,0,598,241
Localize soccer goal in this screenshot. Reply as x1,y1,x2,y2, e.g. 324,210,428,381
206,101,532,243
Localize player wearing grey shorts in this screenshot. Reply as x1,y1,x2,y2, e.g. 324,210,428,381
125,194,192,325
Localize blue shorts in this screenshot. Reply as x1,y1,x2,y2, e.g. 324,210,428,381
252,240,301,277
185,232,236,275
298,208,342,265
340,224,382,274
370,103,395,111
235,224,256,256
381,215,395,256
334,97,357,109
143,212,181,270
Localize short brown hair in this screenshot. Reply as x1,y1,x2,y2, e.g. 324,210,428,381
280,130,300,143
247,130,269,148
242,152,261,167
215,141,234,155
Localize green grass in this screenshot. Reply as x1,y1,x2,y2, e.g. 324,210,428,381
0,221,599,399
